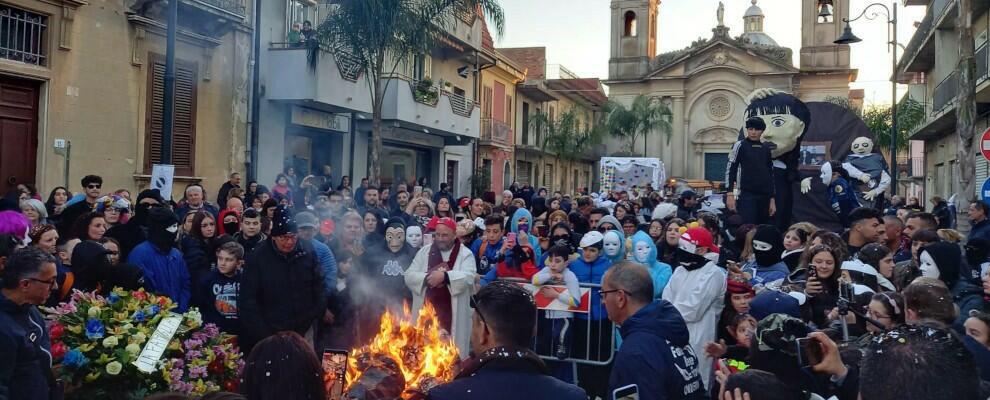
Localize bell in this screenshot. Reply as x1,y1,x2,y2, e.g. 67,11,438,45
834,23,862,44
818,3,833,19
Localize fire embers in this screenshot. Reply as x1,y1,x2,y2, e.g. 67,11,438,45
345,303,460,400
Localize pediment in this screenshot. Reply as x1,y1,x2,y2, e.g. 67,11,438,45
648,40,798,79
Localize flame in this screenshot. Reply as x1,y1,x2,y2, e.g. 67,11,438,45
346,302,460,397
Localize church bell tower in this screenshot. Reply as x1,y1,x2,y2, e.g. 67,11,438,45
800,0,851,71
609,0,659,80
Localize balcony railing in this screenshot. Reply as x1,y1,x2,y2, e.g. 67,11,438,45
446,90,474,117
191,0,246,17
932,72,958,113
481,118,512,146
270,42,363,82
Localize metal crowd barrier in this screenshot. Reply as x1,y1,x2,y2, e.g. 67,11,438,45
497,278,617,367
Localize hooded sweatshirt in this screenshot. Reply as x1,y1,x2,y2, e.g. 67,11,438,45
630,231,673,298
509,208,542,261
598,215,622,232
609,300,707,400
662,250,726,390
602,230,626,263
127,208,191,311
922,242,984,330
748,225,789,290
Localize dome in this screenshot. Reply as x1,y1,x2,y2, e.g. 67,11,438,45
744,0,763,17
740,32,779,46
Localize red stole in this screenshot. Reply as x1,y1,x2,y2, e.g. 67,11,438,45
426,240,460,332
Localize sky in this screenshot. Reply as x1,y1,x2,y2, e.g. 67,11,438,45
492,0,928,106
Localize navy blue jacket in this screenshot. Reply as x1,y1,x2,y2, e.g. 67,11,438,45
0,291,53,400
970,218,990,243
610,300,706,400
428,352,585,400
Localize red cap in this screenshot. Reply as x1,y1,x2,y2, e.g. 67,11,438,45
320,219,335,236
428,216,457,232
727,277,755,295
458,198,471,209
680,227,719,253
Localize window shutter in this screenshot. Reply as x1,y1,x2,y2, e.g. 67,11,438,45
145,54,197,176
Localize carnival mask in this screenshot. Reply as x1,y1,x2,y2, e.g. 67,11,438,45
919,250,940,279
386,227,405,252
603,232,621,257
851,137,873,155
406,226,423,248
634,241,652,263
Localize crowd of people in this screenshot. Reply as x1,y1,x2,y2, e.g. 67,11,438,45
2,166,990,400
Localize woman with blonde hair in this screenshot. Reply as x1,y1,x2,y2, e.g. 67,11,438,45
406,197,435,228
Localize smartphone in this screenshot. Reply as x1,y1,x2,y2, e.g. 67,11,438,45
322,349,349,400
536,225,548,238
506,232,517,247
796,337,823,368
613,384,639,400
423,233,434,247
518,223,529,234
807,263,818,280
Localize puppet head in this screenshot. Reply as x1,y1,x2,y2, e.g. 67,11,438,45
745,89,811,158
851,137,873,155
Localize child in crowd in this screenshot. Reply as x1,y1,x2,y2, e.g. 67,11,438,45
781,227,808,272
323,250,356,351
532,244,582,360
193,241,243,335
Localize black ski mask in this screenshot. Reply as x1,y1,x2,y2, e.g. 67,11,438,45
752,224,784,267
131,189,165,227
147,208,179,252
674,247,709,271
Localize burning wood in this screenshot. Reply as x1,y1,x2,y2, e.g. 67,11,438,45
344,303,460,400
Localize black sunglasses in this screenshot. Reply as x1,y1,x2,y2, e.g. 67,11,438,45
87,184,102,189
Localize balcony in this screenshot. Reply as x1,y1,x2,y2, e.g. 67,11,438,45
932,72,958,113
379,78,480,138
265,44,372,114
187,0,245,18
480,118,513,147
127,0,246,38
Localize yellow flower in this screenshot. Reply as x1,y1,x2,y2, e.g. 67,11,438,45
106,361,123,375
126,343,142,355
84,372,101,382
102,336,119,348
88,306,101,318
78,343,95,352
132,332,147,344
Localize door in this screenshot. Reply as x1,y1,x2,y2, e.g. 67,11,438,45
446,160,459,194
704,153,729,182
0,76,39,192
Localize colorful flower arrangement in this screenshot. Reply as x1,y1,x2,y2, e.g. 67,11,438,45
45,288,244,399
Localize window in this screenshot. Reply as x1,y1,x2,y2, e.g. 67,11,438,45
704,153,729,182
503,161,511,189
145,54,198,176
482,159,493,185
483,86,493,118
285,0,320,39
505,95,512,124
623,11,637,37
0,5,47,66
521,102,530,145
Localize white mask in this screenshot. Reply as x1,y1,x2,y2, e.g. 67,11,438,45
603,233,621,257
851,137,874,155
634,241,652,263
919,251,940,279
406,226,423,248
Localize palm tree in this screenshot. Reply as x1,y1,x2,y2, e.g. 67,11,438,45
315,0,505,186
604,94,673,155
530,109,604,191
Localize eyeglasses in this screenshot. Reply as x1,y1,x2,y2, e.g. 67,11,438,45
598,288,623,298
26,277,57,288
87,184,102,189
470,294,488,326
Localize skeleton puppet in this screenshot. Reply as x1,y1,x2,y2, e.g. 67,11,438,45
842,137,890,208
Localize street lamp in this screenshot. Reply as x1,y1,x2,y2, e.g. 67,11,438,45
835,2,899,197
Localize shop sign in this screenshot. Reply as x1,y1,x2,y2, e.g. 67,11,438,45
291,106,350,133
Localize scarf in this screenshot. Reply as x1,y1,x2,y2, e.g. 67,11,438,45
456,346,549,379
426,239,460,332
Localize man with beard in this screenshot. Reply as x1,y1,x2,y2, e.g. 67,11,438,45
106,188,165,260
356,220,416,343
390,190,415,226
239,205,326,352
405,216,477,357
127,207,191,311
661,227,725,391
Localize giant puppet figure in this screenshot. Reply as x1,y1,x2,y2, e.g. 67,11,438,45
744,89,812,230
842,137,891,209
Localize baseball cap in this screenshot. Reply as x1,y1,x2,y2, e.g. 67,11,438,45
679,227,717,253
295,211,319,230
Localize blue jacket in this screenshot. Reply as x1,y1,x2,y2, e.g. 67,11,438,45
0,291,52,400
828,177,860,227
570,254,612,320
749,261,789,288
631,232,673,299
610,301,706,400
128,241,191,311
510,208,542,261
471,237,503,280
311,238,338,296
970,219,990,243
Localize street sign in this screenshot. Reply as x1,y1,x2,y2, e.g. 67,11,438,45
53,138,67,149
982,127,990,161
983,177,990,205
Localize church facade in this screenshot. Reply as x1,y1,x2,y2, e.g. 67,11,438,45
604,0,857,182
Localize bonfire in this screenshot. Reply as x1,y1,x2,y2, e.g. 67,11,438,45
345,303,460,400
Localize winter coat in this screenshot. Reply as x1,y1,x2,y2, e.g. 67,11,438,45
748,261,789,291
570,254,612,320
239,239,327,351
180,235,214,283
933,201,952,229
311,238,338,296
630,231,673,298
970,219,990,243
610,300,707,400
662,258,726,390
128,241,191,311
234,231,266,255
427,349,585,400
193,270,241,335
0,291,53,400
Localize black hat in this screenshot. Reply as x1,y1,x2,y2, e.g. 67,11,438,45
752,224,784,266
148,207,178,229
270,205,297,237
680,190,697,199
745,116,767,131
136,188,165,204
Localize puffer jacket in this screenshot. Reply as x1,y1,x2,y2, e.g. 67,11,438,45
0,291,54,399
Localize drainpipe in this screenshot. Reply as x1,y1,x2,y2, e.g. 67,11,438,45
248,0,262,182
